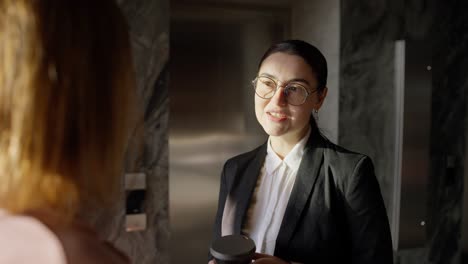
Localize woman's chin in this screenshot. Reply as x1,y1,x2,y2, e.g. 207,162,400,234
262,125,288,137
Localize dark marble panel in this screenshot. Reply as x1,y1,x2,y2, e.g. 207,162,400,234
426,1,468,263
86,1,169,263
340,0,403,229
341,0,468,263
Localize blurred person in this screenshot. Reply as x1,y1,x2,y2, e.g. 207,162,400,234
210,40,393,264
0,0,136,263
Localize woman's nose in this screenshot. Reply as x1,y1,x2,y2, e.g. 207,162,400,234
269,87,288,106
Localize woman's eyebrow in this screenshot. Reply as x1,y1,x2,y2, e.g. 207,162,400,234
288,78,310,85
259,73,310,86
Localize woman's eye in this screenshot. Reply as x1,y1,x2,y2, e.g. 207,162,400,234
286,86,299,92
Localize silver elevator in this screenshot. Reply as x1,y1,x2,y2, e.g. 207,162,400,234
169,2,289,263
392,40,432,250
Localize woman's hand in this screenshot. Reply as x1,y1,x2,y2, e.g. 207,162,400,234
253,253,289,264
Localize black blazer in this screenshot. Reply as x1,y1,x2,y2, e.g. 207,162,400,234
211,129,393,264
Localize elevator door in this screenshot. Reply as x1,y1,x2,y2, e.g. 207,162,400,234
170,4,288,263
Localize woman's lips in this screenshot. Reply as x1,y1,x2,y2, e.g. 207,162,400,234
267,111,288,122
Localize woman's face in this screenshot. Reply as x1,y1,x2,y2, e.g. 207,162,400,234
255,52,327,141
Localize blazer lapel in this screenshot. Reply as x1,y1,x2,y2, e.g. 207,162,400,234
222,143,267,236
275,133,325,255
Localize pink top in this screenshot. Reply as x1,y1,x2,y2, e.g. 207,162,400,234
0,209,67,264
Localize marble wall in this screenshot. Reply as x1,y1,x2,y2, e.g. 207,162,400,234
119,0,169,263
87,1,169,263
340,0,405,240
291,0,341,143
427,1,468,263
340,0,468,263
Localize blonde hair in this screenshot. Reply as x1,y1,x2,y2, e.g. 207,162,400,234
0,0,135,219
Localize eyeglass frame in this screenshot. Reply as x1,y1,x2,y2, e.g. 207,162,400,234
251,75,316,106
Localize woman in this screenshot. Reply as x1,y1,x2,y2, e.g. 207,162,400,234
210,40,393,263
0,0,135,263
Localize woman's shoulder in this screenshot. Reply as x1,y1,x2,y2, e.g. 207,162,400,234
320,139,378,194
0,210,67,264
321,139,374,174
0,209,131,264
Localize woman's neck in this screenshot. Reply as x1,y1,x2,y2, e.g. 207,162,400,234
270,126,310,159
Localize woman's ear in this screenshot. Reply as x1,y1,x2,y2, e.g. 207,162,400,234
315,87,328,109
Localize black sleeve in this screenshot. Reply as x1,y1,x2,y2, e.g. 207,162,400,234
344,156,393,264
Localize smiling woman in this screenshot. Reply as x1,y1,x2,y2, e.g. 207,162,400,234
253,52,327,158
209,40,393,264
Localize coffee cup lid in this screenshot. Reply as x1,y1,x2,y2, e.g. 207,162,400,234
210,235,256,261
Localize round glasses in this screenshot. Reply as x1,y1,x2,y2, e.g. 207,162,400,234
252,76,313,106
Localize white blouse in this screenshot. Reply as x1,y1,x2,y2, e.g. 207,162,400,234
242,127,311,255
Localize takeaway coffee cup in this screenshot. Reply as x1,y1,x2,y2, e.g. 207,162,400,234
210,235,256,264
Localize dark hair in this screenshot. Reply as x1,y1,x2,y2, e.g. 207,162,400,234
258,39,328,92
